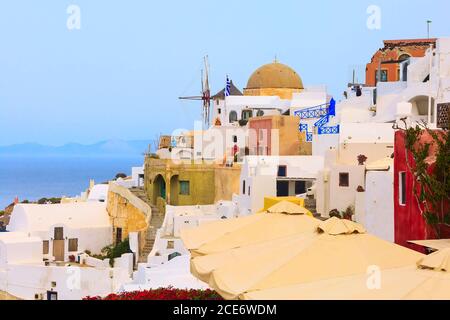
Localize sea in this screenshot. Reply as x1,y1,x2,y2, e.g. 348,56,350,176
0,155,144,209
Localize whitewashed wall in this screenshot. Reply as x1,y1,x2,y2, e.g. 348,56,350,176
0,264,130,300
364,170,395,242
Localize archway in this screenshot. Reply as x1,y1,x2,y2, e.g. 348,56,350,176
409,95,435,118
153,174,166,205
170,175,179,205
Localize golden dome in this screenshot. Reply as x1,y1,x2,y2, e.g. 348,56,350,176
246,61,304,90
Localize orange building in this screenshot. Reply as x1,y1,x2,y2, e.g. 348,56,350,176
365,38,436,86
248,115,311,156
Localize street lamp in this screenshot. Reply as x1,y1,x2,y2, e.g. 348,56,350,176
427,20,432,39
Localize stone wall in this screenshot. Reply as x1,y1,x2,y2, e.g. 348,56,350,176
107,183,151,253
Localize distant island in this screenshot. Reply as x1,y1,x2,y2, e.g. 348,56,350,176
0,139,152,157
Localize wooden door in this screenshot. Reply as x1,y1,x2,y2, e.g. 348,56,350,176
53,240,65,261
53,227,65,261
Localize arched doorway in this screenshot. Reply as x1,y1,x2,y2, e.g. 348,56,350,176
153,174,166,205
170,175,179,205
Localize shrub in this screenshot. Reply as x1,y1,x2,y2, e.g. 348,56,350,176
115,173,127,180
101,238,132,267
329,209,341,219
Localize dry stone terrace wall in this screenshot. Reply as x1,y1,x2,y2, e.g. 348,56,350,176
107,183,151,255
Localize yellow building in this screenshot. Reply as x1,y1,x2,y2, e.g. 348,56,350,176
243,61,304,100
144,157,241,212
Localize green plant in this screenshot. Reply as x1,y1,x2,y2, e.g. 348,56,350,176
115,173,127,180
37,197,61,205
101,238,132,267
0,211,4,217
401,121,450,237
84,250,91,256
329,209,341,219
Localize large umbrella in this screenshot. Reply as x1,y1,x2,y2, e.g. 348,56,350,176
203,218,423,300
180,201,320,258
242,248,450,300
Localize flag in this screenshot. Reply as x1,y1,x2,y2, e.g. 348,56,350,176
225,76,231,97
328,98,336,116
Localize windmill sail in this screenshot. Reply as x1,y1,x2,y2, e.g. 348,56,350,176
179,56,212,129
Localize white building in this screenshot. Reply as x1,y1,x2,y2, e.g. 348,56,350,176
0,203,134,300
314,37,450,238
236,156,325,214
87,184,109,202
355,158,395,242
0,232,42,267
124,201,239,291
7,202,112,261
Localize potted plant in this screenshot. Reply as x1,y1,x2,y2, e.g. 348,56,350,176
68,255,76,263
329,209,341,219
343,205,355,220
357,154,368,165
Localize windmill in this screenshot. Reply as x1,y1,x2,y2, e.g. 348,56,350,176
179,56,211,129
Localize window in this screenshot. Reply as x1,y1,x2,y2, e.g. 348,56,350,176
398,54,410,62
248,186,251,196
399,172,406,205
218,108,221,114
229,111,238,123
54,227,64,240
241,109,253,121
339,173,349,187
256,110,264,117
278,165,287,177
295,181,306,195
116,227,122,244
68,238,78,252
47,291,58,301
258,129,265,142
233,135,238,143
375,69,388,83
180,181,190,195
242,180,246,195
276,181,289,197
43,241,49,254
168,252,182,261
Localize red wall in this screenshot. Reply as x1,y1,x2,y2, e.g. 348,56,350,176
394,130,450,252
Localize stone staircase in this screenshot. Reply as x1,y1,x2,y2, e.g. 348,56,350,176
129,187,148,204
130,188,166,263
139,205,165,262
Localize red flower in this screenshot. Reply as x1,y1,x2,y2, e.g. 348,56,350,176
83,287,223,300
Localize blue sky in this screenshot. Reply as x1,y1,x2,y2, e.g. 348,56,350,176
0,0,448,146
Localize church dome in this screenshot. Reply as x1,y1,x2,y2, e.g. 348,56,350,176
246,61,304,89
